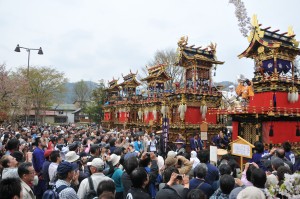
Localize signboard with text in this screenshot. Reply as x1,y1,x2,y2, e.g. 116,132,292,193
230,136,254,158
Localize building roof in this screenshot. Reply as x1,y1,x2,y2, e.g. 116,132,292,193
51,104,77,111
72,108,82,114
29,110,56,116
118,70,141,88
176,36,225,66
141,64,171,84
238,15,300,59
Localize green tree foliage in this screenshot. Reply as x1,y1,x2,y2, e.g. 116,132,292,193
17,66,67,122
83,79,106,123
73,80,92,108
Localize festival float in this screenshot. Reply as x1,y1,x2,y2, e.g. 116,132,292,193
214,15,300,150
102,15,300,152
102,36,226,149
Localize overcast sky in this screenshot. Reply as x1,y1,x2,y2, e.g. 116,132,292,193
0,0,299,84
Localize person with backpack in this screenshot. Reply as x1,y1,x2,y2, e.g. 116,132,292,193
51,161,79,199
77,158,113,199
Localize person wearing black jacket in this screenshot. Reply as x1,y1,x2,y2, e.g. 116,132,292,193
156,171,189,199
127,167,151,199
122,156,139,199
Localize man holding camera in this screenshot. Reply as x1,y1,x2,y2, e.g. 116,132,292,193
156,167,189,199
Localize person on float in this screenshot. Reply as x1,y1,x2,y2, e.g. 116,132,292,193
212,130,229,149
174,141,185,155
190,132,203,152
235,78,254,107
175,133,186,148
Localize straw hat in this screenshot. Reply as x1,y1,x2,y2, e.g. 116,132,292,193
217,149,228,156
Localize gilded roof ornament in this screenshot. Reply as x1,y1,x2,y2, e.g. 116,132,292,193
251,14,259,28
257,46,264,54
287,26,295,37
288,26,299,47
208,42,217,56
178,36,188,47
247,15,264,43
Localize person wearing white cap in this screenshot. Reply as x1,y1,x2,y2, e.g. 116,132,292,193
109,154,123,199
227,85,237,100
77,158,113,199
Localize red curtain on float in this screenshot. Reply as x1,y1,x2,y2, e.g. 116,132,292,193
143,112,157,123
104,112,110,121
263,121,300,144
232,121,239,140
119,112,127,122
185,107,217,124
249,92,300,109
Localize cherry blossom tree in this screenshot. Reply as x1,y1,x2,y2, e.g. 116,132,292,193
0,64,29,121
229,0,252,37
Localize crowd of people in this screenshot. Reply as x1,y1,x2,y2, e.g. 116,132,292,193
0,124,299,199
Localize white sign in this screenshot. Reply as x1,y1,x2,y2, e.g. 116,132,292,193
201,132,208,140
210,146,218,163
232,143,251,158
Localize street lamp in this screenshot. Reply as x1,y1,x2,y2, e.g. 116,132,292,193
14,44,43,124
14,44,43,77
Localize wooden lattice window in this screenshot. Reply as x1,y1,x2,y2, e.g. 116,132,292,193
239,123,257,144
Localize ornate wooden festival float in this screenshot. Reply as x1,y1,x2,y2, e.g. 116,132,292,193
102,36,226,147
211,15,300,151
102,16,300,152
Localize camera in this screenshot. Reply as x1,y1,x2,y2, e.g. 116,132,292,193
176,174,183,180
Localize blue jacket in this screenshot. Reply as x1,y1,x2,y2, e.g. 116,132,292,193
212,135,229,149
32,147,46,196
32,147,45,173
190,138,203,151
285,151,295,164
189,178,214,198
249,153,264,169
205,163,219,185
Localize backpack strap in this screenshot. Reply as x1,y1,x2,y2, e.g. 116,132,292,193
88,177,95,192
196,180,205,189
56,185,68,194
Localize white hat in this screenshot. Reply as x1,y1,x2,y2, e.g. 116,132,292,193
87,158,104,168
65,151,80,163
110,154,121,166
237,186,266,199
167,151,177,158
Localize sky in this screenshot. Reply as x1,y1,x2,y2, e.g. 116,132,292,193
0,0,299,84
